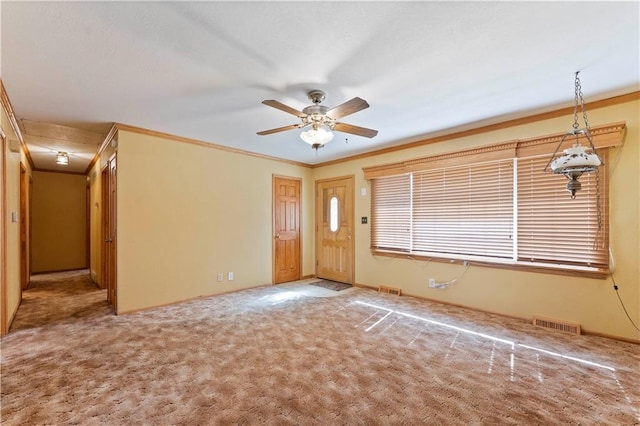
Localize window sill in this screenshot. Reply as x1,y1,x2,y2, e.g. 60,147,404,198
371,249,609,279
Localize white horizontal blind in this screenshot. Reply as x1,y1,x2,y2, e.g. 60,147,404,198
371,174,411,251
517,154,608,268
412,160,514,259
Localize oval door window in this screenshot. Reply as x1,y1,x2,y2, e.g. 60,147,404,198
329,196,339,232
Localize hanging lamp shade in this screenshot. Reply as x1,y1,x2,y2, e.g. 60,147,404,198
300,127,334,150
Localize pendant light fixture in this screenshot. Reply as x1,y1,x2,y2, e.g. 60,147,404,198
56,151,69,165
544,71,602,198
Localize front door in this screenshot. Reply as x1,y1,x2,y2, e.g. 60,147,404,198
315,176,354,284
273,176,301,284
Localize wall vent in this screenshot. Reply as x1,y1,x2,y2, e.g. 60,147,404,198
533,316,581,335
378,285,402,296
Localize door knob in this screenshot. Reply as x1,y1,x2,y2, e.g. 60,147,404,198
275,234,280,239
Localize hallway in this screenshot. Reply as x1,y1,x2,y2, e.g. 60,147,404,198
9,269,110,332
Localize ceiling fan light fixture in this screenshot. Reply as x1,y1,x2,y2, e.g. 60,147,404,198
300,127,334,148
56,151,69,165
257,90,378,144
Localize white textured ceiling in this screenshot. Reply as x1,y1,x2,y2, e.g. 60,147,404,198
2,1,639,170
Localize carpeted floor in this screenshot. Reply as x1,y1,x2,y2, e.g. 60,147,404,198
8,269,110,332
1,270,639,425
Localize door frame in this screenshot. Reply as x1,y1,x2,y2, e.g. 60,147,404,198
100,164,109,291
314,174,355,284
1,132,6,335
100,153,117,310
19,162,29,290
272,175,302,284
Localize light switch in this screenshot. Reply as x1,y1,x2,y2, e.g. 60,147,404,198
361,187,367,196
11,212,18,223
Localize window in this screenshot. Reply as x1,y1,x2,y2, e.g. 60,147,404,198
365,122,624,274
517,154,608,268
412,159,514,259
329,195,340,232
371,174,411,251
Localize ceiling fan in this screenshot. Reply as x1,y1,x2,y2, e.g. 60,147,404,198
257,90,378,150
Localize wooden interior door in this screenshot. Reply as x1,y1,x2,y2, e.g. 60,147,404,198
315,176,354,284
273,176,301,284
101,155,117,310
19,163,28,290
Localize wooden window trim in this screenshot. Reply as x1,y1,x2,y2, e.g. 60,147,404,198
362,122,625,180
370,250,609,279
365,122,624,278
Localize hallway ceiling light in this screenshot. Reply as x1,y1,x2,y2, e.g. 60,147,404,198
544,71,602,198
56,151,69,165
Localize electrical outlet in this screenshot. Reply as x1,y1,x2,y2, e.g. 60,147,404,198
228,272,234,281
429,278,436,287
217,273,223,282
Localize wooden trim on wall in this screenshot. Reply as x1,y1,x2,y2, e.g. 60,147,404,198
30,168,87,176
31,267,91,276
85,123,118,175
314,91,640,169
355,281,639,345
362,121,626,180
114,123,311,168
117,283,272,316
0,80,35,170
1,130,7,335
369,250,608,280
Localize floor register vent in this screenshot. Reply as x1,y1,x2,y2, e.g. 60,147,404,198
533,316,581,335
378,285,402,296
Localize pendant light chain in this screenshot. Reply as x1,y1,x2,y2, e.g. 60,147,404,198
577,71,603,247
594,167,604,250
574,72,591,133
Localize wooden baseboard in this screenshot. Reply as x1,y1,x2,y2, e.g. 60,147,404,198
355,282,377,290
581,329,640,345
117,284,272,315
6,296,21,333
31,267,89,275
356,282,638,345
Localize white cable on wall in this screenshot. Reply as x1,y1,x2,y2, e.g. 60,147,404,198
429,261,470,290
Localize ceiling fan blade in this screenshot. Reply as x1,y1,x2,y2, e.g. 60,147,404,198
334,122,378,138
326,97,369,119
262,100,306,117
257,124,303,136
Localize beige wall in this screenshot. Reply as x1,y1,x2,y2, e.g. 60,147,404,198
31,171,87,273
89,99,638,341
1,103,31,333
312,100,640,341
115,131,313,313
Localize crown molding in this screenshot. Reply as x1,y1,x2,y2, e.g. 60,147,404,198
314,91,640,169
113,123,312,168
0,80,35,170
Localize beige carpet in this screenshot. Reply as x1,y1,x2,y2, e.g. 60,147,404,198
1,270,639,425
